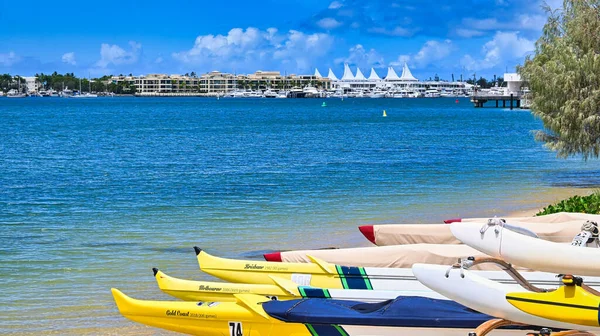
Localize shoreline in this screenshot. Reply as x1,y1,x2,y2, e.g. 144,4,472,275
505,187,595,218
12,186,596,336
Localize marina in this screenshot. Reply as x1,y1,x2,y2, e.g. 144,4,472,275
2,64,531,105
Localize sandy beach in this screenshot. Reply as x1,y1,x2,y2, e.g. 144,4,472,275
96,188,598,336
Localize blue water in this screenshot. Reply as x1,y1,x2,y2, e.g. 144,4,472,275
0,97,597,335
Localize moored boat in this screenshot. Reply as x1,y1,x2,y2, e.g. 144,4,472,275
507,276,600,327
112,289,528,336
362,215,595,246
154,268,446,302
450,220,600,276
263,243,505,270
412,263,600,332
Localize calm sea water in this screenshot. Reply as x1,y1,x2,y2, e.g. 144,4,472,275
0,97,598,335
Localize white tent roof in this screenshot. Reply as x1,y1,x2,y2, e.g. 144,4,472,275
399,62,418,81
368,68,381,80
314,68,323,78
385,66,401,80
354,68,366,80
327,68,339,81
341,63,355,81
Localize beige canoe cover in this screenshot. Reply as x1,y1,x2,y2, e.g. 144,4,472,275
279,244,529,271
372,213,600,246
458,212,600,224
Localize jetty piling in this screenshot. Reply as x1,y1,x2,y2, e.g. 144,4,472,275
470,93,522,109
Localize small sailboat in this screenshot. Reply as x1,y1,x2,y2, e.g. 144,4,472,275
383,110,387,117
70,78,98,98
7,77,27,98
321,102,327,107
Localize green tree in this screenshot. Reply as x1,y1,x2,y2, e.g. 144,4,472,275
476,77,488,88
519,0,600,159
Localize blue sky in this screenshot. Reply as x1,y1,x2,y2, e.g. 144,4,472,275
0,0,560,80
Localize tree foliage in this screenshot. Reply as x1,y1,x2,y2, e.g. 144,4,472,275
519,0,600,159
536,190,600,215
2,72,137,94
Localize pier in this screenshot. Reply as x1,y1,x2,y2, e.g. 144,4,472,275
470,93,522,109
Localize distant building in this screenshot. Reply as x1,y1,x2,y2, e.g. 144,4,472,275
328,62,471,95
504,73,522,94
22,76,40,93
109,71,331,96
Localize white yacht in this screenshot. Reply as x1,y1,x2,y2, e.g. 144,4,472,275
227,90,246,98
243,90,262,98
302,86,323,98
60,88,73,97
369,89,386,98
70,92,98,98
276,91,288,98
424,89,440,98
330,90,347,99
263,89,278,98
6,89,26,98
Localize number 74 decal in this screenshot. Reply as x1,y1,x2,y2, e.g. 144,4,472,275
229,321,243,336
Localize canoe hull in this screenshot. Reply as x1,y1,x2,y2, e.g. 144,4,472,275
507,284,600,327
155,269,447,302
412,263,600,331
450,222,600,276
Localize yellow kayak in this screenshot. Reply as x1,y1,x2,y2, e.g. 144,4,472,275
112,288,501,336
154,268,445,303
154,268,299,302
194,247,415,290
507,277,600,327
112,289,306,336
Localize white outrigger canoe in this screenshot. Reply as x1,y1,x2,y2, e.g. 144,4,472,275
447,212,600,224
360,216,593,246
264,243,510,270
450,220,600,276
412,263,600,332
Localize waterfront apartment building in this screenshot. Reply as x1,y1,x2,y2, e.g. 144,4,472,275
110,71,331,96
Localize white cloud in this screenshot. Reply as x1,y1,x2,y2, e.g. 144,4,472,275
155,57,164,64
329,1,343,9
388,40,453,69
173,27,334,73
317,17,342,29
0,51,19,66
517,14,547,30
463,18,503,30
335,44,385,68
389,54,411,67
273,30,334,71
455,28,485,38
96,41,141,68
461,31,535,70
414,39,453,66
367,26,413,37
463,11,551,34
61,52,76,65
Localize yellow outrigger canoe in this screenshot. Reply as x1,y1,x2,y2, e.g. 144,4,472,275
112,289,306,336
112,288,511,336
194,247,419,291
154,268,445,302
507,276,600,327
155,268,300,301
